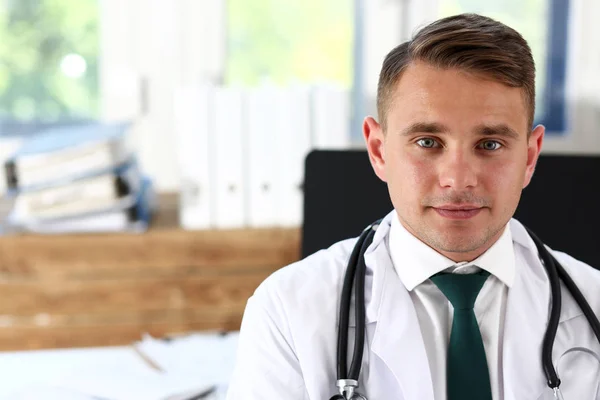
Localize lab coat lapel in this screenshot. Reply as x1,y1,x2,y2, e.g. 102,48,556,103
502,247,550,400
367,240,435,400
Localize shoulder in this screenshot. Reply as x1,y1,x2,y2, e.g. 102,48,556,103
551,250,600,291
509,218,600,281
546,249,600,324
546,250,600,326
252,237,357,310
241,236,358,359
509,218,600,315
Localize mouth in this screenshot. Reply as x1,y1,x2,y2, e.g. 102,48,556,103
432,205,484,220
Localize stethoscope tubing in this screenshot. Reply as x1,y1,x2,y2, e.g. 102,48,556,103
335,221,600,398
337,223,377,381
554,251,600,344
526,226,563,389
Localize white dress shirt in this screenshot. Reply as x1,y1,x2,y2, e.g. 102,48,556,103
387,214,516,400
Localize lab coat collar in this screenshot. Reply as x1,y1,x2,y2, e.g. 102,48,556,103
508,217,538,250
502,218,551,399
363,210,394,325
509,218,584,324
363,211,436,400
388,212,515,291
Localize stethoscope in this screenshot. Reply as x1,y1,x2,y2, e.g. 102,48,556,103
330,220,600,400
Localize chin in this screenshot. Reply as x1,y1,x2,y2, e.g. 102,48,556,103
430,228,489,253
439,240,486,254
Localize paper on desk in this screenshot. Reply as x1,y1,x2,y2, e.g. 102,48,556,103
4,385,96,400
49,347,214,400
134,331,240,386
0,345,131,399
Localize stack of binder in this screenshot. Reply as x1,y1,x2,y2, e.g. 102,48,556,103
2,123,154,234
174,83,351,231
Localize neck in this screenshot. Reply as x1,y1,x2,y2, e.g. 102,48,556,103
398,217,507,264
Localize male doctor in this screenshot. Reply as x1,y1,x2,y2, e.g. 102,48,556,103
227,13,600,400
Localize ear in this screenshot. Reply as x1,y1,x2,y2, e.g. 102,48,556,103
363,116,387,182
522,124,545,188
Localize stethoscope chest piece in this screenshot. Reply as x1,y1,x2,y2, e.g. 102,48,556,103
329,379,368,400
553,387,565,400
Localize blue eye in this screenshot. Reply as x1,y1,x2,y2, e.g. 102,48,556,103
480,140,502,151
416,138,439,148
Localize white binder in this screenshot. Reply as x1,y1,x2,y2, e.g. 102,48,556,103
311,84,351,149
274,86,312,227
246,87,277,227
213,87,246,229
174,85,213,230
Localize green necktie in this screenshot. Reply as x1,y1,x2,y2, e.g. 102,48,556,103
430,270,492,400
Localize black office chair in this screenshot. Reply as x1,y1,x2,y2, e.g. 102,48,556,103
301,149,600,269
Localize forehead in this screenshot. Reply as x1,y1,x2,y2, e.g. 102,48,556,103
386,62,529,133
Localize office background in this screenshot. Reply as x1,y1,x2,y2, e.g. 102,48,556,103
1,0,599,194
0,0,598,398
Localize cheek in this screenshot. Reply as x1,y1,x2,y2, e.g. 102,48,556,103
484,161,526,199
387,150,436,191
408,156,436,185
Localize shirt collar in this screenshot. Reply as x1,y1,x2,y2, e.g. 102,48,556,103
388,212,516,291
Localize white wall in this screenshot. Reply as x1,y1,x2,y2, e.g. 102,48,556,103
100,0,226,192
360,0,440,120
361,0,406,118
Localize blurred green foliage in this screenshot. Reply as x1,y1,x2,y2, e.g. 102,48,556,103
0,0,98,123
226,0,353,88
0,0,552,124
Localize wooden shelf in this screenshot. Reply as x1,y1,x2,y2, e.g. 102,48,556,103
0,194,301,350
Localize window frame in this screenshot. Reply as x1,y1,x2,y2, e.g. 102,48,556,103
536,0,569,134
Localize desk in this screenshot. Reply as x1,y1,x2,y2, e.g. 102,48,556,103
0,331,239,399
0,194,301,350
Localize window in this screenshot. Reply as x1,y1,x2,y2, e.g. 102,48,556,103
437,0,569,133
0,0,99,136
226,0,354,88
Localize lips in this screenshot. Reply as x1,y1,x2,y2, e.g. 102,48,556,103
433,206,483,220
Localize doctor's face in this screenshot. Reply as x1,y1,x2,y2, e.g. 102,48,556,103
364,61,544,262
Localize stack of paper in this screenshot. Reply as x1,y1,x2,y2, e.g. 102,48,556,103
0,332,239,400
2,122,155,234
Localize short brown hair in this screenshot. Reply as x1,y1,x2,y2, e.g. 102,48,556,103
377,13,536,132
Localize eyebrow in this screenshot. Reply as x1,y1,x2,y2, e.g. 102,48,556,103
474,124,520,140
399,122,520,140
400,122,449,136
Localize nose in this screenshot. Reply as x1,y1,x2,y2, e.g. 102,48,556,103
438,149,478,190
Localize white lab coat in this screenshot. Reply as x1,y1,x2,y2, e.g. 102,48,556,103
227,211,600,399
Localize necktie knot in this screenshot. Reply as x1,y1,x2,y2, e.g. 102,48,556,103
430,270,490,310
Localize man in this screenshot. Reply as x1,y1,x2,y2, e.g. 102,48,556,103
227,13,600,400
